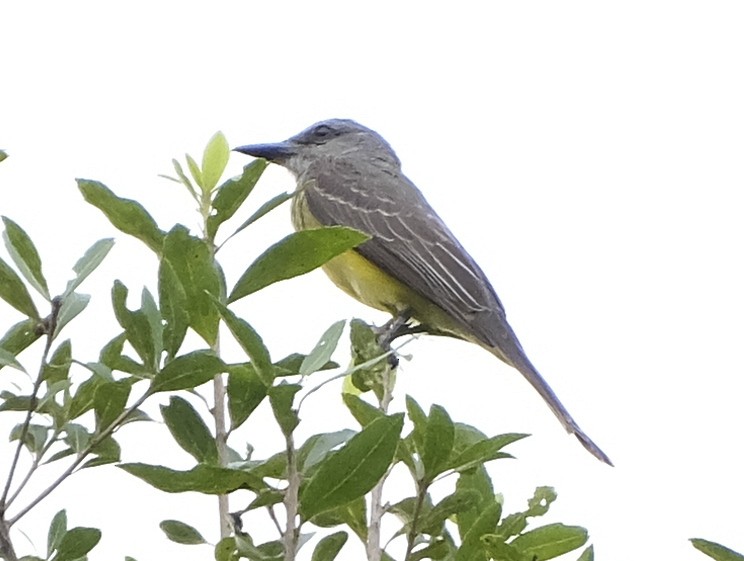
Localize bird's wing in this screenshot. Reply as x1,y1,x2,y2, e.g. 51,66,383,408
303,159,510,348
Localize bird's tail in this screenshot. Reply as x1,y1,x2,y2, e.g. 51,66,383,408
489,341,613,466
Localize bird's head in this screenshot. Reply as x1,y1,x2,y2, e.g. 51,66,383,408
234,119,400,176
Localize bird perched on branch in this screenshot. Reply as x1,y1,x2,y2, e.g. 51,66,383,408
235,119,612,465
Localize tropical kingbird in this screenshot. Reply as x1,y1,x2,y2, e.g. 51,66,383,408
235,119,612,465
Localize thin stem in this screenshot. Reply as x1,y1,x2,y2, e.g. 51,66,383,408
8,389,151,526
6,427,62,508
283,434,300,561
403,482,428,561
366,360,395,561
213,368,231,538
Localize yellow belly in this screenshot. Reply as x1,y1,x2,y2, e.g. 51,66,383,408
291,189,464,338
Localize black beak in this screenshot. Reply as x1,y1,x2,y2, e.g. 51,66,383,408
233,141,295,163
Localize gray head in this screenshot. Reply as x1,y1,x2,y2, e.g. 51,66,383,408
234,119,401,176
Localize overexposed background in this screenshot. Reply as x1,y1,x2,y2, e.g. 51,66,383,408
2,2,743,560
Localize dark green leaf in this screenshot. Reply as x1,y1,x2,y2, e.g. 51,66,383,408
47,510,67,558
160,520,206,545
223,190,295,244
455,502,501,561
0,318,41,361
511,523,588,560
119,463,265,494
301,413,404,519
447,433,527,472
406,395,428,454
310,497,368,541
311,531,348,561
227,364,268,430
68,377,104,419
0,348,24,372
300,320,345,376
481,536,522,561
2,216,49,298
158,260,188,360
215,537,239,561
456,466,496,541
161,396,218,464
269,383,301,436
77,179,165,254
422,404,454,481
86,435,121,467
690,539,744,561
228,227,368,302
201,131,229,192
162,226,221,345
213,299,274,385
0,255,40,319
43,340,72,383
151,350,225,392
94,380,131,431
54,527,101,561
274,352,337,377
419,489,482,536
63,423,91,452
63,238,114,296
207,159,267,239
111,282,156,370
342,393,383,427
10,423,48,455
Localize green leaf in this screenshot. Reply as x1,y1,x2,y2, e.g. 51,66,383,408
342,393,383,427
456,466,496,541
111,282,156,370
511,523,588,560
0,348,24,372
2,216,49,299
0,318,41,361
406,395,428,455
85,435,121,467
158,258,188,360
269,383,301,436
299,429,356,471
691,539,744,561
186,154,203,190
207,159,267,239
47,510,67,558
0,150,7,162
162,226,221,345
151,350,225,392
301,413,404,519
311,531,348,561
227,364,268,430
274,352,337,377
77,179,165,254
222,190,294,244
455,502,501,561
68,377,104,420
161,396,218,464
481,535,522,561
0,255,40,319
201,131,230,192
215,537,238,561
447,433,527,472
418,489,482,536
94,380,131,431
169,158,198,200
422,404,454,481
228,226,368,302
577,545,594,561
55,292,90,336
54,527,101,561
213,299,274,385
300,320,345,376
160,519,206,545
119,463,265,494
43,340,72,383
63,423,91,453
310,497,368,541
63,238,114,296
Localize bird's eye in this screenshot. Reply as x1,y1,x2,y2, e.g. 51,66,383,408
313,125,333,139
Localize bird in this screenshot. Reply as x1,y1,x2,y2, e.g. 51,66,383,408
235,119,612,465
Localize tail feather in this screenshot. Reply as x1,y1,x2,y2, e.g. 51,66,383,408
489,342,613,466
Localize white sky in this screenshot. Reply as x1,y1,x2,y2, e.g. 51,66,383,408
2,1,743,560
